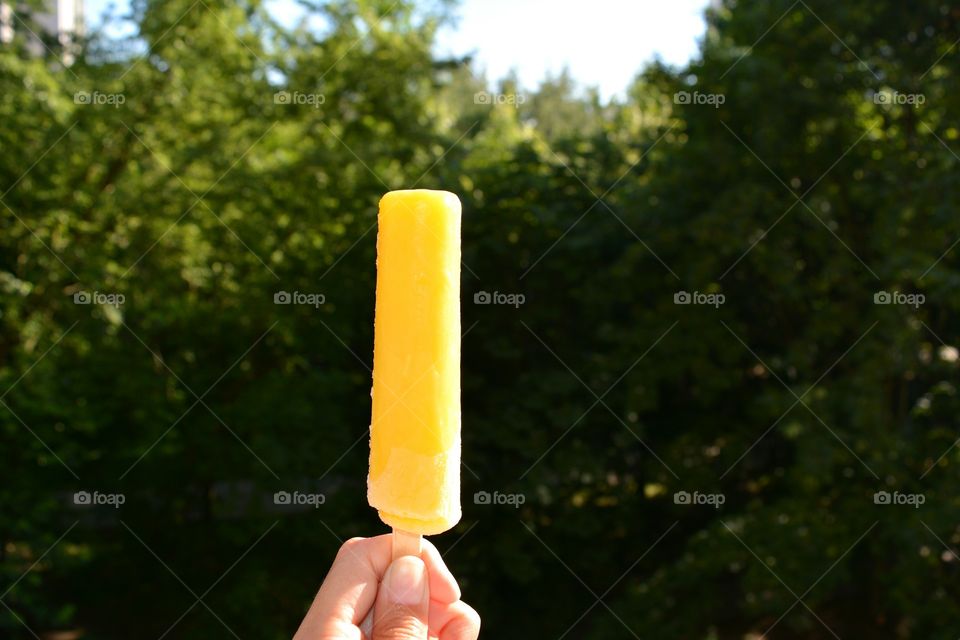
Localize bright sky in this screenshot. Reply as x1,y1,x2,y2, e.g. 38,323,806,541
434,0,708,99
85,0,708,100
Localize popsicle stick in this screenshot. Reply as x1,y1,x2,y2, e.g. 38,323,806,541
392,528,422,560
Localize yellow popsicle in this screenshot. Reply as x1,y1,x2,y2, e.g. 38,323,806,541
368,189,462,536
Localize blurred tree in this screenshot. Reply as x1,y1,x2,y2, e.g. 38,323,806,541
520,67,604,141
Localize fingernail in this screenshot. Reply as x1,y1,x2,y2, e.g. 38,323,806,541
386,556,426,605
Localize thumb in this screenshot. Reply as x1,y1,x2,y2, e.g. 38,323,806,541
372,555,430,640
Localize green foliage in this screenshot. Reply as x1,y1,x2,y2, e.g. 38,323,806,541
1,0,959,638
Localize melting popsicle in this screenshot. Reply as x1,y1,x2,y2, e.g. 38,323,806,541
368,189,462,554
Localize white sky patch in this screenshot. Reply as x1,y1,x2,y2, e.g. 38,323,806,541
435,0,708,100
85,0,708,100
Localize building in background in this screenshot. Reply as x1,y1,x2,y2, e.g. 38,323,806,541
0,0,84,63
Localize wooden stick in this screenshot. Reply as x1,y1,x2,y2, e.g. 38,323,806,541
392,528,422,560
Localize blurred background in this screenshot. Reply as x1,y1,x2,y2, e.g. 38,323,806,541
1,0,959,638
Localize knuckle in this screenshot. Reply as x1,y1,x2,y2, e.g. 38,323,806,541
373,614,428,640
458,603,481,638
338,536,367,557
442,602,480,640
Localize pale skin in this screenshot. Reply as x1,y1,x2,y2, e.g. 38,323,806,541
293,535,481,640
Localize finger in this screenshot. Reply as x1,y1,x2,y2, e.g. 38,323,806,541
372,555,430,640
303,536,383,629
429,600,481,640
324,536,460,614
360,608,373,639
419,539,461,603
296,534,462,637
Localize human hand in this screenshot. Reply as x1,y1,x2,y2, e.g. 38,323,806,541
293,534,480,640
